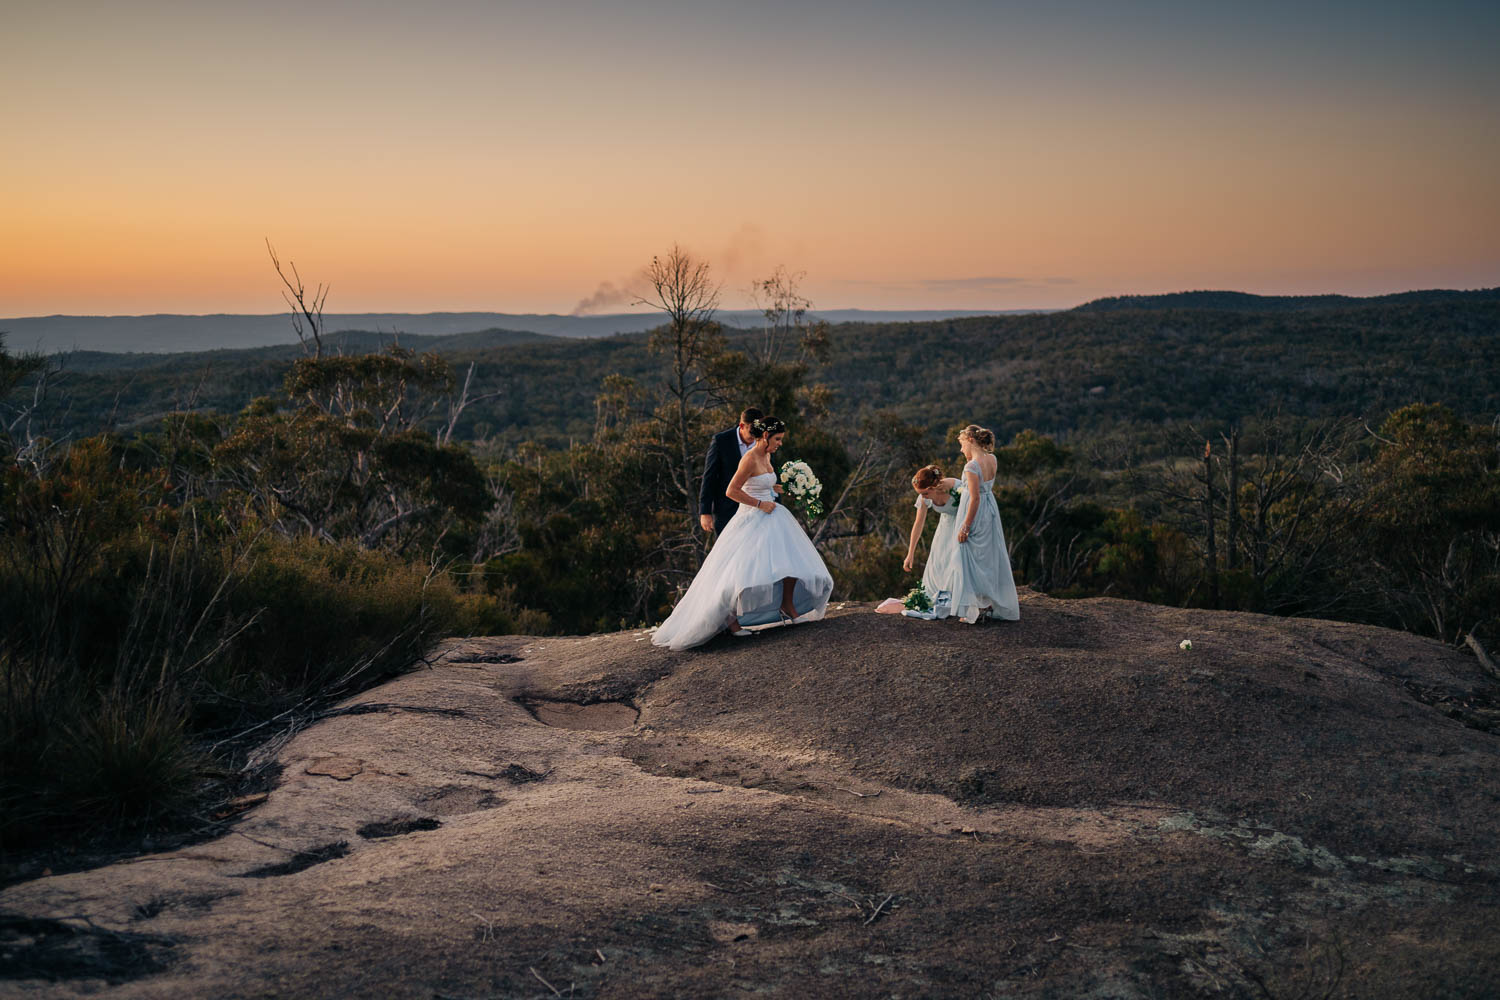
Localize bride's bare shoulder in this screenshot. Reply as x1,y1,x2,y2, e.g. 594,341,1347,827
733,450,769,478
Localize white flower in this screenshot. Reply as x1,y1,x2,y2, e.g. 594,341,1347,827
1179,639,1193,651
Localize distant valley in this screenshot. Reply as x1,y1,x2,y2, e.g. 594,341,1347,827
16,288,1499,454
6,288,1496,356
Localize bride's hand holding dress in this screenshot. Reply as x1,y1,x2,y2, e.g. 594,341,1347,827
652,418,833,651
948,424,1019,624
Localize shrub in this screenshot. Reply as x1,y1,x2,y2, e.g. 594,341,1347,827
0,437,513,847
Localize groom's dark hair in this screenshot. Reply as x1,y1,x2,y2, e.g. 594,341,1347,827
739,407,764,426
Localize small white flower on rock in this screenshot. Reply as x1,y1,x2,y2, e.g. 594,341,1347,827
1179,639,1193,651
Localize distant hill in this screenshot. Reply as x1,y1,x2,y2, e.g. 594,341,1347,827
56,328,555,373
1074,287,1500,312
0,309,1031,355
10,293,1498,353
27,296,1500,452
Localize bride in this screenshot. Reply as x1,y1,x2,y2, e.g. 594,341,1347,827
652,416,833,651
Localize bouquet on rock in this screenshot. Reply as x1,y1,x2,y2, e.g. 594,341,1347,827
778,460,825,518
901,582,942,620
902,583,932,612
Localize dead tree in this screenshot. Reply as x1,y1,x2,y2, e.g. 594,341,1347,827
1202,439,1220,607
634,245,727,522
749,265,828,366
266,239,329,358
0,340,68,472
1223,427,1240,570
439,362,504,447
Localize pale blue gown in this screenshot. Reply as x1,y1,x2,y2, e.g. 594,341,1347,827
917,486,961,618
948,459,1020,623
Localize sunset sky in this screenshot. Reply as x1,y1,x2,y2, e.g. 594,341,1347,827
4,0,1497,317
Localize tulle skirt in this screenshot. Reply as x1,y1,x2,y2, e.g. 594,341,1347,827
652,504,833,651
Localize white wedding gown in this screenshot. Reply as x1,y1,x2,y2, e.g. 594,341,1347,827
652,473,834,651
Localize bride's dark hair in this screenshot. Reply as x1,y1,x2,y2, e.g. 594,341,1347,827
749,415,787,439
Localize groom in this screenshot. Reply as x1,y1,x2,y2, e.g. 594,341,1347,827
699,407,767,534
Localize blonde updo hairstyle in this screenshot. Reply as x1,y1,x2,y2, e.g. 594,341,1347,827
959,424,995,451
911,464,943,491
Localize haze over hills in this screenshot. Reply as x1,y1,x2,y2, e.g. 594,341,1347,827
6,289,1496,356
0,309,1027,355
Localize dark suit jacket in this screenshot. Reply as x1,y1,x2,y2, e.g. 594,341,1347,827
700,427,760,533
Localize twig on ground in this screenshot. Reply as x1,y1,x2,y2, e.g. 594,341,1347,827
832,786,881,798
828,888,865,911
863,893,895,925
1183,956,1225,992
224,826,301,855
703,882,742,894
530,967,562,997
1466,633,1500,682
206,703,305,753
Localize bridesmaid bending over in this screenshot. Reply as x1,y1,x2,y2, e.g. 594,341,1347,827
903,464,962,617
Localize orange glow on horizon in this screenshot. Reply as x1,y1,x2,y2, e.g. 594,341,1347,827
4,3,1496,316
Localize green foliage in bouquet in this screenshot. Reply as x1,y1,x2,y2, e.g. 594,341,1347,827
779,459,825,518
902,582,933,612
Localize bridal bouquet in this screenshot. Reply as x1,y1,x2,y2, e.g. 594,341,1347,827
902,583,933,613
779,460,825,518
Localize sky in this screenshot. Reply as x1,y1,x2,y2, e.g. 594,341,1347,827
3,0,1498,316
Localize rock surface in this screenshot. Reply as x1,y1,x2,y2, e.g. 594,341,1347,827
2,594,1498,998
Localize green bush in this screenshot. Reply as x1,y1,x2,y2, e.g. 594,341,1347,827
210,536,511,706
0,436,514,847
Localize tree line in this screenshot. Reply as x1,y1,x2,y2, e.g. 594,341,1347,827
2,247,1496,853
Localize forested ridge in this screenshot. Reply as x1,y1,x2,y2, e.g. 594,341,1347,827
1074,286,1500,312
33,293,1500,452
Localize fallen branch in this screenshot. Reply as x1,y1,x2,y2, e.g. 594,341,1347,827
529,967,562,997
832,786,881,799
828,888,864,911
863,893,895,926
1466,633,1500,682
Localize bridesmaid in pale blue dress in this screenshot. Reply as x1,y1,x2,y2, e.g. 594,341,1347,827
903,463,962,617
949,424,1020,623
